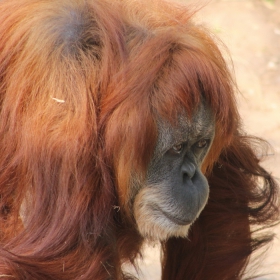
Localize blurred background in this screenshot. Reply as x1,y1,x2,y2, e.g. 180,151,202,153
126,0,280,279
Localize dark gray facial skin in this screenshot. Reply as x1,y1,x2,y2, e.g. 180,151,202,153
133,103,215,240
149,104,214,223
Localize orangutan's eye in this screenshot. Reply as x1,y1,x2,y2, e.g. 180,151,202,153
195,139,210,149
171,143,183,154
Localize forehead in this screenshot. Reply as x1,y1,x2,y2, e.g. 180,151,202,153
156,103,215,152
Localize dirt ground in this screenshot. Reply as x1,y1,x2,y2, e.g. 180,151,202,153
126,0,280,279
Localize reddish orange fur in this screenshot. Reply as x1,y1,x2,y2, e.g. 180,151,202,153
0,0,278,279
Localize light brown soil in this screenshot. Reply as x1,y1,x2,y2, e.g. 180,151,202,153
127,0,280,279
198,1,280,278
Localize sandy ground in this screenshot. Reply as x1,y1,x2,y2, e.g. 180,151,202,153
126,0,280,279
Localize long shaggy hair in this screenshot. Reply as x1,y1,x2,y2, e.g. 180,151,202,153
0,0,278,279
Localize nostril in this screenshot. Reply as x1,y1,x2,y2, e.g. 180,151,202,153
183,173,189,184
182,162,196,179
